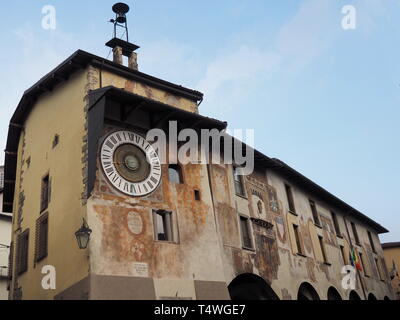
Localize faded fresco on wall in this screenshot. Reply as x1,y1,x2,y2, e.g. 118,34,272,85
252,221,280,284
274,216,287,244
319,214,338,248
267,185,281,215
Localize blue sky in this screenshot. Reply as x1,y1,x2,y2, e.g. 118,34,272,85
0,0,399,242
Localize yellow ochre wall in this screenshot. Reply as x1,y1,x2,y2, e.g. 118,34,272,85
10,70,90,300
383,246,400,300
100,70,199,113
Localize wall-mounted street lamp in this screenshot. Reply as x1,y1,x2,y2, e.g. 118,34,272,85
75,219,92,250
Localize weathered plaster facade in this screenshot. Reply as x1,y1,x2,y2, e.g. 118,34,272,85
4,47,394,300
382,243,400,300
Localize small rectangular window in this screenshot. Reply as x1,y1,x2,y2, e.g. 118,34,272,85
375,258,384,281
293,224,303,255
17,229,29,276
52,134,60,149
153,210,173,242
351,222,360,245
367,231,376,253
340,245,347,265
233,167,245,197
194,190,201,201
40,175,50,213
8,242,14,287
35,213,49,262
359,252,368,277
240,216,253,249
309,200,321,226
319,236,328,263
331,211,341,236
168,165,183,184
285,184,296,213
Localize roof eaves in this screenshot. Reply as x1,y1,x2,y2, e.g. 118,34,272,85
270,158,388,234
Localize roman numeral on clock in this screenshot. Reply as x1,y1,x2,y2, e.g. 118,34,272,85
106,141,114,149
102,130,161,197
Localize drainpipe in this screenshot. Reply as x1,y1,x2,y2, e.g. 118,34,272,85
343,210,367,300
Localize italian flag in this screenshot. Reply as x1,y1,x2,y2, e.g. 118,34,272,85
351,250,363,271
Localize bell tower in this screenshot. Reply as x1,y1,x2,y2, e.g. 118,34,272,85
106,2,140,70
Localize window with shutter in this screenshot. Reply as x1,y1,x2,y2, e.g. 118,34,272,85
7,242,13,290
40,175,50,213
17,230,29,275
240,216,253,249
35,213,49,262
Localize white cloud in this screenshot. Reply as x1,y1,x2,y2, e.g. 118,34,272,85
197,46,281,101
0,23,79,164
196,0,337,117
139,39,202,87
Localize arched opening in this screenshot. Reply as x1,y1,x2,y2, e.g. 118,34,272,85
349,290,362,300
297,282,320,300
327,287,342,300
168,164,183,184
228,273,280,300
368,293,378,300
384,296,390,301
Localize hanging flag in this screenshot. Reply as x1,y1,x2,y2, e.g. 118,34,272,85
352,250,363,271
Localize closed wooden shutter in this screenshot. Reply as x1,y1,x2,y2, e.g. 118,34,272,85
35,213,49,262
40,175,50,212
7,241,13,290
17,229,29,275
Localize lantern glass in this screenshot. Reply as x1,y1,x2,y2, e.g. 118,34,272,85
75,223,92,249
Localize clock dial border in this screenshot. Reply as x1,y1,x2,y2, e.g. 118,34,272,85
100,130,162,197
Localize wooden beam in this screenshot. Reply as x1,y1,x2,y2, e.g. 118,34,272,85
122,101,146,122
154,111,178,128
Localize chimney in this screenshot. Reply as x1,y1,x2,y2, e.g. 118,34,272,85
106,3,140,70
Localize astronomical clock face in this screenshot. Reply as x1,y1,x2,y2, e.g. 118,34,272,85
100,130,161,197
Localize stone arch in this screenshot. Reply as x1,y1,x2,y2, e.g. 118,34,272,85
349,290,362,300
368,293,378,300
297,282,320,300
327,286,342,300
228,273,280,300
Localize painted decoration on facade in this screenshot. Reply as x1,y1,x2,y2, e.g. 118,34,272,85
267,185,280,214
211,165,231,204
274,216,287,244
301,222,314,255
320,214,337,247
252,218,275,239
127,211,144,235
254,234,280,283
250,191,267,221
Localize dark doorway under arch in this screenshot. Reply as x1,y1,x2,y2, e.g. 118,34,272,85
228,274,280,300
368,293,378,300
327,287,342,300
349,290,362,300
384,296,390,301
297,282,320,300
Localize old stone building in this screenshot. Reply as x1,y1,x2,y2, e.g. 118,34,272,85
2,6,395,300
382,242,400,300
